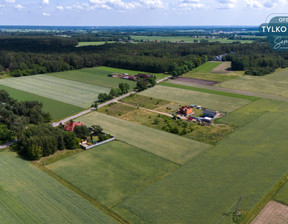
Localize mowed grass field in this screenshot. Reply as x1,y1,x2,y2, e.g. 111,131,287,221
48,68,137,89
78,112,211,164
0,75,110,108
47,141,178,208
117,101,288,224
77,41,116,47
217,68,288,98
97,66,168,80
182,61,242,82
0,151,117,224
139,85,251,112
0,84,83,120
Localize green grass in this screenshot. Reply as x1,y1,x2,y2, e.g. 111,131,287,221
160,81,259,101
131,36,254,43
78,112,211,164
217,68,288,98
192,61,222,73
217,99,282,127
0,84,83,120
0,151,117,224
141,85,252,112
96,66,168,80
47,141,178,208
117,101,288,224
0,75,110,108
273,180,288,206
48,68,137,89
77,41,116,47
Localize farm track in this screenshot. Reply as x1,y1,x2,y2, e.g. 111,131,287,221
168,80,288,103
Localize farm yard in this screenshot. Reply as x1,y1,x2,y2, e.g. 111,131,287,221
116,101,288,224
0,151,117,224
78,112,211,164
47,141,178,208
139,85,251,112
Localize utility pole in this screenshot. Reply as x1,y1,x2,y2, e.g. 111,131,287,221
233,196,242,220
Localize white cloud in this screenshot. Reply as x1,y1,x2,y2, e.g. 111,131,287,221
14,4,23,9
5,0,16,3
176,0,205,10
56,5,64,11
217,0,237,9
245,0,285,8
139,0,167,9
42,0,49,5
42,12,50,16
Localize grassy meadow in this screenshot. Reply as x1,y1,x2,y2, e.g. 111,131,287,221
49,68,137,89
47,141,178,208
140,85,252,112
77,41,116,47
0,151,117,224
117,101,288,224
0,75,110,108
182,61,242,82
217,68,288,98
0,84,83,120
78,112,211,164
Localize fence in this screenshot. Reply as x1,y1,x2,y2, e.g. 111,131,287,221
83,137,115,150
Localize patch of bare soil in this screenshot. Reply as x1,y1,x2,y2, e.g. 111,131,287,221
211,62,232,73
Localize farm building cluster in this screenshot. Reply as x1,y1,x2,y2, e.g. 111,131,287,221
176,105,220,124
108,72,155,81
63,121,114,150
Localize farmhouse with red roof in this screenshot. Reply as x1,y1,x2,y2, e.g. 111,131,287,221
64,121,85,132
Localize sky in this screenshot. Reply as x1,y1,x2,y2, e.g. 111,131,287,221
0,0,287,26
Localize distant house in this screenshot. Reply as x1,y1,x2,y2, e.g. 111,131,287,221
203,110,217,118
136,73,153,80
177,106,193,115
64,121,85,132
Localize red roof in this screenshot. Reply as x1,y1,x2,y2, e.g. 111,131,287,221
64,121,85,132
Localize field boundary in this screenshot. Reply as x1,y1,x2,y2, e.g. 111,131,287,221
34,163,130,224
160,81,259,101
243,172,288,224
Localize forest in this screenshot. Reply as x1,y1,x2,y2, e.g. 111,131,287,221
0,35,287,77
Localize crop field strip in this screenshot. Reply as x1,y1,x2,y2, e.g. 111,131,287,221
78,112,211,165
0,84,83,120
0,75,110,108
192,61,223,73
49,68,137,89
0,151,117,224
47,141,179,208
217,68,288,98
116,100,288,224
139,85,252,112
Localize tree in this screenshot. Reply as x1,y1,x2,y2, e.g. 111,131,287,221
27,145,43,160
137,81,148,91
91,101,98,110
73,125,90,139
91,125,103,135
148,77,156,87
98,93,108,102
0,124,13,143
64,131,79,149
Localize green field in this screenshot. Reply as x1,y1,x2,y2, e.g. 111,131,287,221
0,84,83,120
47,141,178,208
0,151,117,224
117,101,288,224
140,85,251,112
97,66,168,80
192,61,222,73
274,181,288,206
131,35,254,43
48,68,137,89
182,61,242,82
78,112,211,164
217,68,288,98
77,41,116,47
0,75,110,108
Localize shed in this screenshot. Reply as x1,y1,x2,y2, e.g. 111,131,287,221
203,109,217,118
